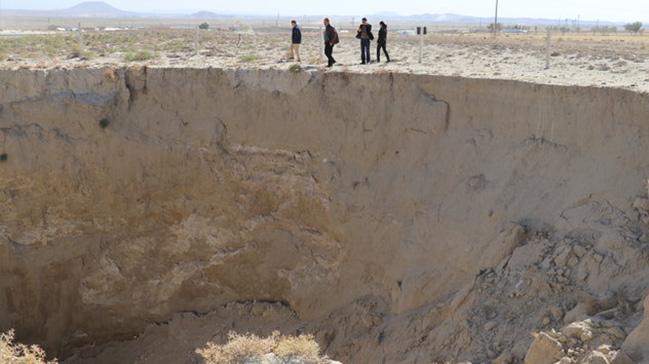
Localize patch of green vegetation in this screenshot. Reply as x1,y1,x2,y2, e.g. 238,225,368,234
99,118,110,129
288,64,302,73
239,54,259,63
625,21,643,33
124,50,156,62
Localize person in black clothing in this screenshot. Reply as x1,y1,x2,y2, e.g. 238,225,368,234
323,18,338,67
290,20,301,62
377,21,390,63
357,17,373,64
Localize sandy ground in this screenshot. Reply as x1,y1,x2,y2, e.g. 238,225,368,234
1,29,649,92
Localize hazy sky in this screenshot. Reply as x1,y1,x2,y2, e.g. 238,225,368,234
2,0,647,22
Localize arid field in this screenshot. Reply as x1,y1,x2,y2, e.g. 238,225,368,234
2,28,649,91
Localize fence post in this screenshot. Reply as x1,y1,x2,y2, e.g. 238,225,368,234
545,29,551,69
195,26,200,56
78,22,84,55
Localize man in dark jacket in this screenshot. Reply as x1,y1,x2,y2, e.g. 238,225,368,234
290,20,301,62
323,18,338,67
357,17,373,64
377,21,390,63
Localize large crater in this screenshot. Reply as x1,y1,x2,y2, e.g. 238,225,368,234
2,67,649,363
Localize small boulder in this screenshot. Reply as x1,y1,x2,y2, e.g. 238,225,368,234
524,332,564,364
617,295,649,362
564,302,597,325
562,321,594,342
493,352,513,364
478,223,527,270
484,320,498,331
584,351,610,364
611,350,635,364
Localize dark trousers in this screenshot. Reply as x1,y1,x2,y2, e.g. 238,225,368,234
377,42,390,62
325,43,335,66
360,39,370,63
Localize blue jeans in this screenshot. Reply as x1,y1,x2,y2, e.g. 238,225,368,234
360,39,370,63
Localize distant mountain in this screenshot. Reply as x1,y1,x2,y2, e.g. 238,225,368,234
0,2,632,26
59,2,133,17
3,1,139,18
186,11,233,20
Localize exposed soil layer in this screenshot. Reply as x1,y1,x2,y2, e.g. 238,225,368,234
2,67,649,363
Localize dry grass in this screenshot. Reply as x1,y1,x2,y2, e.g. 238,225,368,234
239,54,259,63
288,64,302,73
273,334,321,361
124,50,156,62
3,28,649,72
3,28,649,64
196,331,329,364
197,332,275,364
0,330,55,364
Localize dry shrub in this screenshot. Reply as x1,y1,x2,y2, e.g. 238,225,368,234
197,331,328,364
274,334,321,361
124,50,156,62
0,330,55,364
197,332,276,364
102,67,118,81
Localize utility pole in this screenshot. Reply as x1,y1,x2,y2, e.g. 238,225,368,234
493,0,499,36
577,15,580,32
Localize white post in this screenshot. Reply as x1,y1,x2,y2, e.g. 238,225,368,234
78,22,84,54
545,29,551,69
195,26,199,56
419,28,423,64
494,0,499,37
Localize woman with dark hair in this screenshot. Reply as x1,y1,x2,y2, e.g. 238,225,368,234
377,21,390,63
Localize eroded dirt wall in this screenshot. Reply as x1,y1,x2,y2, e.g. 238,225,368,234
2,68,649,362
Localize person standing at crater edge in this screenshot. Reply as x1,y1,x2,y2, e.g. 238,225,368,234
377,21,390,63
356,17,374,64
323,18,339,67
289,20,302,62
